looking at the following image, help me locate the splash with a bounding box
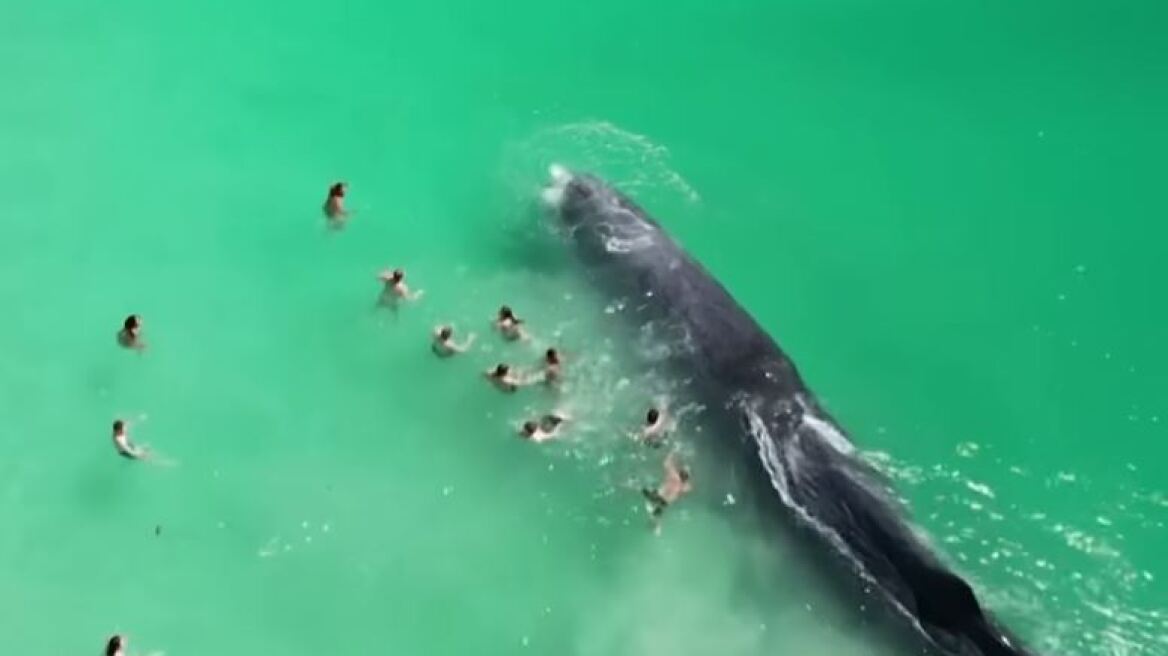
[505,121,701,205]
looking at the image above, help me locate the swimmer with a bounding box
[640,407,669,447]
[106,635,125,656]
[519,411,571,442]
[484,363,527,392]
[112,419,147,460]
[642,452,692,533]
[542,348,563,384]
[323,182,348,223]
[117,315,145,351]
[493,305,528,341]
[378,268,424,304]
[432,325,475,357]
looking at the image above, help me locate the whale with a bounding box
[543,166,1034,656]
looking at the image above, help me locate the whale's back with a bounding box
[549,169,1035,656]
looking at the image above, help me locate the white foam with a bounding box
[541,185,565,208]
[744,407,926,636]
[603,233,655,253]
[799,409,855,455]
[549,163,571,185]
[540,163,572,208]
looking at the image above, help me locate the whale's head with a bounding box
[542,165,660,261]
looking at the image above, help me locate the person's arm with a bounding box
[456,334,476,351]
[395,284,421,301]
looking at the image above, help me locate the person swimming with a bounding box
[493,305,527,341]
[112,419,146,460]
[642,452,692,533]
[519,411,570,442]
[484,363,526,392]
[542,348,563,384]
[378,268,424,305]
[117,315,145,351]
[432,325,475,357]
[105,635,125,656]
[323,181,348,223]
[640,407,669,447]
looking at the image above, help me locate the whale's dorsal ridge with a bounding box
[550,170,1036,656]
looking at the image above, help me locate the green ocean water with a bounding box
[2,0,1166,654]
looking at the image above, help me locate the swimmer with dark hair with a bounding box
[378,268,424,305]
[117,315,146,351]
[484,363,528,392]
[112,420,146,460]
[105,635,125,656]
[432,325,475,357]
[640,406,669,447]
[642,452,692,534]
[494,305,528,341]
[519,411,571,442]
[542,348,563,384]
[323,182,348,224]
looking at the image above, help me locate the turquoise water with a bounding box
[2,1,1166,654]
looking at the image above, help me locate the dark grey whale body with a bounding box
[544,167,1033,656]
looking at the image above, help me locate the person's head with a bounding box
[493,364,510,377]
[521,421,537,437]
[646,408,660,425]
[391,268,404,283]
[498,305,514,321]
[112,419,125,434]
[105,634,124,656]
[678,468,691,484]
[123,315,140,332]
[545,348,559,364]
[438,326,453,341]
[329,182,346,197]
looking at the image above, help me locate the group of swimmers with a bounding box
[98,181,693,651]
[329,181,693,523]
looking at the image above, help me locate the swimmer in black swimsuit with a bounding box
[378,268,424,305]
[642,452,692,533]
[640,407,670,447]
[494,305,528,341]
[519,411,571,442]
[432,325,475,357]
[542,348,563,385]
[112,419,146,460]
[323,182,348,225]
[485,363,528,392]
[117,315,146,351]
